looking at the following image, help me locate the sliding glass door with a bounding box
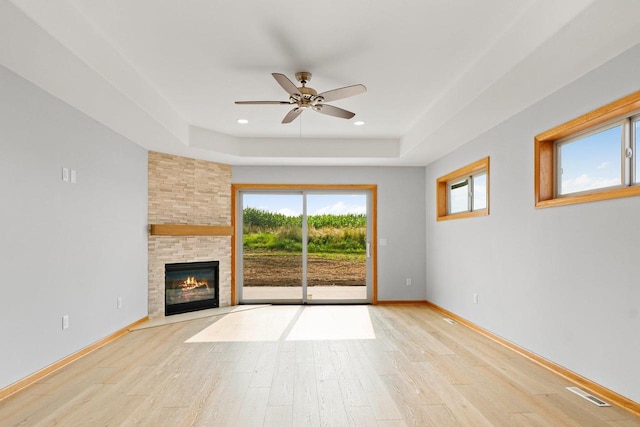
[237,188,373,304]
[305,194,368,301]
[241,193,303,301]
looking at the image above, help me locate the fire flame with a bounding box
[180,276,209,291]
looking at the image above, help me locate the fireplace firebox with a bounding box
[165,260,219,316]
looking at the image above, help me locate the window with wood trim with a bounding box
[535,90,640,208]
[437,157,490,221]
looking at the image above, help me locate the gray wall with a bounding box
[0,65,148,389]
[425,44,640,404]
[232,166,426,301]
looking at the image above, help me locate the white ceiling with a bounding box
[3,0,640,166]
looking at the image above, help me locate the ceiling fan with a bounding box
[235,72,366,123]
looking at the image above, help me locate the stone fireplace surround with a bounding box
[147,151,232,318]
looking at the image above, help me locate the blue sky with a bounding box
[449,172,487,213]
[243,193,367,216]
[559,124,622,194]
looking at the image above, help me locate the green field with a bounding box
[243,207,366,255]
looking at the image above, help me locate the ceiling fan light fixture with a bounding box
[235,72,366,124]
[354,121,365,126]
[237,119,249,124]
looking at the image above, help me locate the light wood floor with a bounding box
[2,305,639,426]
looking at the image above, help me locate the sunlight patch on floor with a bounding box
[185,306,299,342]
[286,305,375,341]
[185,305,375,343]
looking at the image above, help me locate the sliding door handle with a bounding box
[366,242,371,258]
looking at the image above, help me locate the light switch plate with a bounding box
[62,167,70,182]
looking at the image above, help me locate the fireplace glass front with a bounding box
[165,260,219,316]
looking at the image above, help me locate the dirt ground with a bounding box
[243,251,366,287]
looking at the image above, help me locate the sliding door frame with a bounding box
[231,183,377,305]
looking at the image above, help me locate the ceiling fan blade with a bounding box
[235,101,292,105]
[282,108,302,124]
[317,84,366,102]
[316,104,356,119]
[272,73,302,97]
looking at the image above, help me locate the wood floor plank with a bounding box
[381,351,446,406]
[0,392,60,425]
[360,340,402,376]
[249,341,280,388]
[295,340,315,363]
[429,353,481,385]
[317,379,349,427]
[35,383,115,426]
[608,420,640,427]
[236,387,270,426]
[180,362,233,425]
[486,353,568,395]
[312,341,338,381]
[405,361,495,426]
[532,392,639,426]
[531,392,606,427]
[1,305,639,426]
[268,350,295,406]
[234,342,266,373]
[264,405,293,427]
[509,411,562,427]
[345,405,378,426]
[192,371,252,426]
[328,347,369,407]
[420,404,459,425]
[292,361,321,426]
[351,352,403,420]
[376,420,409,427]
[184,372,232,425]
[455,382,537,425]
[55,383,146,426]
[381,374,440,425]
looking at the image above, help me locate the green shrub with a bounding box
[242,208,367,254]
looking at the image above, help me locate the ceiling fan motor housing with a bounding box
[235,71,365,122]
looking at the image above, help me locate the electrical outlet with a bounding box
[406,278,412,286]
[473,293,479,304]
[70,169,77,184]
[117,297,122,309]
[62,315,69,330]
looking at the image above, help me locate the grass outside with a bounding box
[242,209,367,287]
[243,227,366,254]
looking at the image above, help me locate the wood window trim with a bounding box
[230,183,378,305]
[436,157,490,221]
[535,90,640,208]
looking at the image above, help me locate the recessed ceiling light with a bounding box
[237,119,248,124]
[354,121,365,126]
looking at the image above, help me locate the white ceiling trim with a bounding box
[3,0,640,166]
[401,0,640,163]
[0,0,188,156]
[399,0,596,157]
[3,0,402,165]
